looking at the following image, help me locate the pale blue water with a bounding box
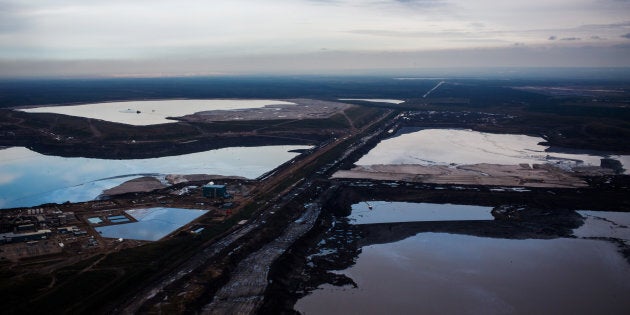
[357,129,629,172]
[95,207,208,241]
[0,145,309,209]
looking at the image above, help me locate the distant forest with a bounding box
[0,76,440,108]
[1,75,629,121]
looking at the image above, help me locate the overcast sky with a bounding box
[1,0,630,77]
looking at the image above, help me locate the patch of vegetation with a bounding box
[0,77,439,108]
[30,270,119,313]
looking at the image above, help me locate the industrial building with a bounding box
[0,230,52,244]
[203,184,228,198]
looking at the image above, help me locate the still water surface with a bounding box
[296,233,630,315]
[0,145,309,209]
[357,129,629,172]
[574,210,630,243]
[349,201,493,224]
[297,203,630,314]
[95,207,208,241]
[20,99,295,125]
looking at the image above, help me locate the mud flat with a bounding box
[295,233,630,315]
[101,176,167,196]
[574,211,630,243]
[332,163,594,188]
[178,99,351,122]
[165,174,247,185]
[95,207,209,241]
[19,99,297,125]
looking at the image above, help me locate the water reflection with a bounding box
[296,233,630,315]
[0,145,309,209]
[20,99,295,125]
[338,99,405,104]
[574,211,630,243]
[95,207,208,241]
[349,201,493,225]
[357,129,629,173]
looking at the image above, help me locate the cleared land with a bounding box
[332,163,610,188]
[101,177,167,196]
[177,99,351,122]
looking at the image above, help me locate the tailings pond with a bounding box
[95,207,208,241]
[19,99,295,125]
[0,145,310,209]
[293,202,630,314]
[356,128,629,173]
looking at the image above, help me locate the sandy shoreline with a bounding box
[101,174,249,197]
[101,177,167,196]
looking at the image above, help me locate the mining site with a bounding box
[1,77,629,314]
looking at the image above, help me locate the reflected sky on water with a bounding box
[296,232,630,315]
[357,129,629,173]
[20,99,295,125]
[0,145,309,209]
[95,207,208,241]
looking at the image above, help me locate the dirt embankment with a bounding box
[101,177,166,196]
[332,163,614,188]
[177,99,351,123]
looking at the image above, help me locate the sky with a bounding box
[1,0,630,77]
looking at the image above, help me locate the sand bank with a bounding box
[331,163,607,188]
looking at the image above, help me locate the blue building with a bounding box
[202,184,227,198]
[0,230,51,244]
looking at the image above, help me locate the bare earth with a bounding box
[101,177,166,196]
[165,174,247,185]
[331,163,612,188]
[102,174,249,196]
[176,99,352,122]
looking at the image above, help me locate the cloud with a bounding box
[3,45,630,78]
[578,21,630,31]
[622,33,630,39]
[0,2,30,33]
[0,173,18,185]
[393,0,446,5]
[590,36,605,40]
[349,29,462,38]
[1,0,630,76]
